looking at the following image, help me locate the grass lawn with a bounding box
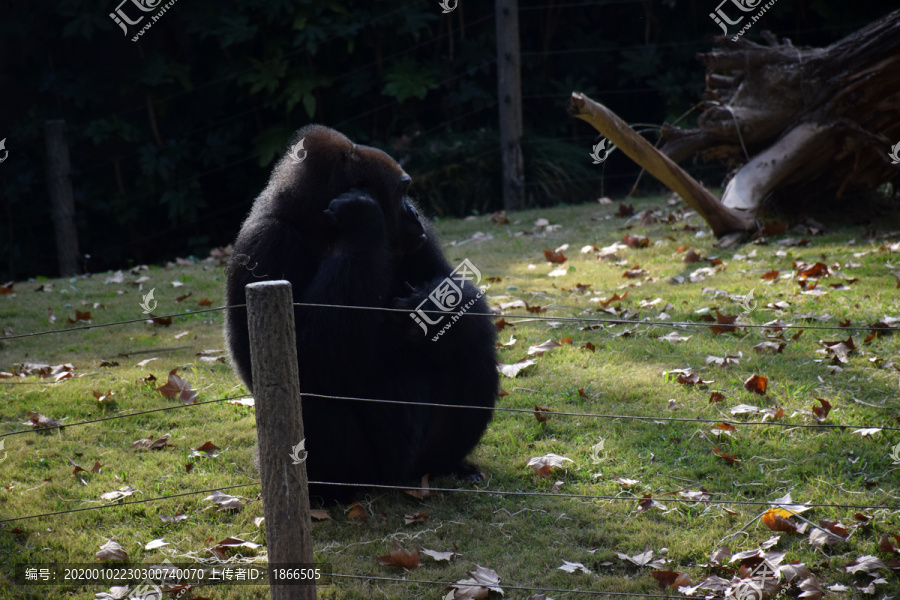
[1,193,900,599]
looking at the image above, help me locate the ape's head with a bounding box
[262,125,423,254]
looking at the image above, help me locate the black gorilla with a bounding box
[224,125,498,496]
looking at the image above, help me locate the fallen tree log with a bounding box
[570,10,900,239]
[568,92,754,236]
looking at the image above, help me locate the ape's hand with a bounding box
[324,190,385,240]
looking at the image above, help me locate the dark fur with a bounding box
[225,125,497,497]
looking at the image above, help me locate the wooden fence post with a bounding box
[245,281,315,600]
[44,120,81,276]
[495,0,525,211]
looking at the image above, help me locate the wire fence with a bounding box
[2,287,899,597]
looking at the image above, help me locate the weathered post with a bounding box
[495,0,524,211]
[44,120,81,276]
[245,281,315,600]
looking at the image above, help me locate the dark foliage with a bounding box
[0,0,896,278]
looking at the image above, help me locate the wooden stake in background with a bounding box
[44,120,81,276]
[246,280,315,600]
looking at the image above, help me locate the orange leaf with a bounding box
[743,374,768,394]
[376,541,420,570]
[542,249,567,264]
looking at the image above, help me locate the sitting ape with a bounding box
[224,125,498,496]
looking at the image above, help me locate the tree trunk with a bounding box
[661,9,900,220]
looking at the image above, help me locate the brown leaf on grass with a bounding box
[310,509,332,521]
[710,311,739,335]
[598,291,628,307]
[96,540,128,561]
[753,341,785,354]
[761,508,805,533]
[812,398,831,421]
[845,555,886,574]
[24,411,63,431]
[204,491,242,511]
[197,297,213,306]
[67,310,92,324]
[494,318,516,332]
[376,541,420,570]
[762,269,780,280]
[0,282,13,294]
[673,371,707,385]
[820,336,856,363]
[149,315,173,326]
[623,234,650,249]
[527,453,573,477]
[616,203,635,217]
[709,392,726,403]
[542,249,567,264]
[210,536,261,559]
[175,292,193,303]
[68,457,85,474]
[533,405,551,424]
[447,565,503,599]
[155,368,199,403]
[489,210,510,225]
[527,339,562,356]
[403,475,432,500]
[743,374,768,394]
[347,502,369,523]
[92,390,114,403]
[623,265,648,278]
[404,512,430,525]
[651,570,692,589]
[159,512,188,523]
[582,342,596,352]
[713,447,741,465]
[795,261,830,280]
[497,358,536,378]
[681,248,704,264]
[192,441,221,457]
[526,304,547,314]
[637,493,667,513]
[422,547,461,562]
[132,433,171,450]
[877,534,900,554]
[100,486,136,502]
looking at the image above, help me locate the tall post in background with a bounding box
[44,120,81,276]
[246,281,315,600]
[495,0,525,211]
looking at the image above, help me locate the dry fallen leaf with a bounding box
[526,453,573,477]
[96,540,128,561]
[497,358,537,378]
[376,541,420,570]
[204,491,242,512]
[155,368,199,403]
[347,501,369,523]
[743,374,768,394]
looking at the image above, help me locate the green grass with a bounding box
[1,194,900,599]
